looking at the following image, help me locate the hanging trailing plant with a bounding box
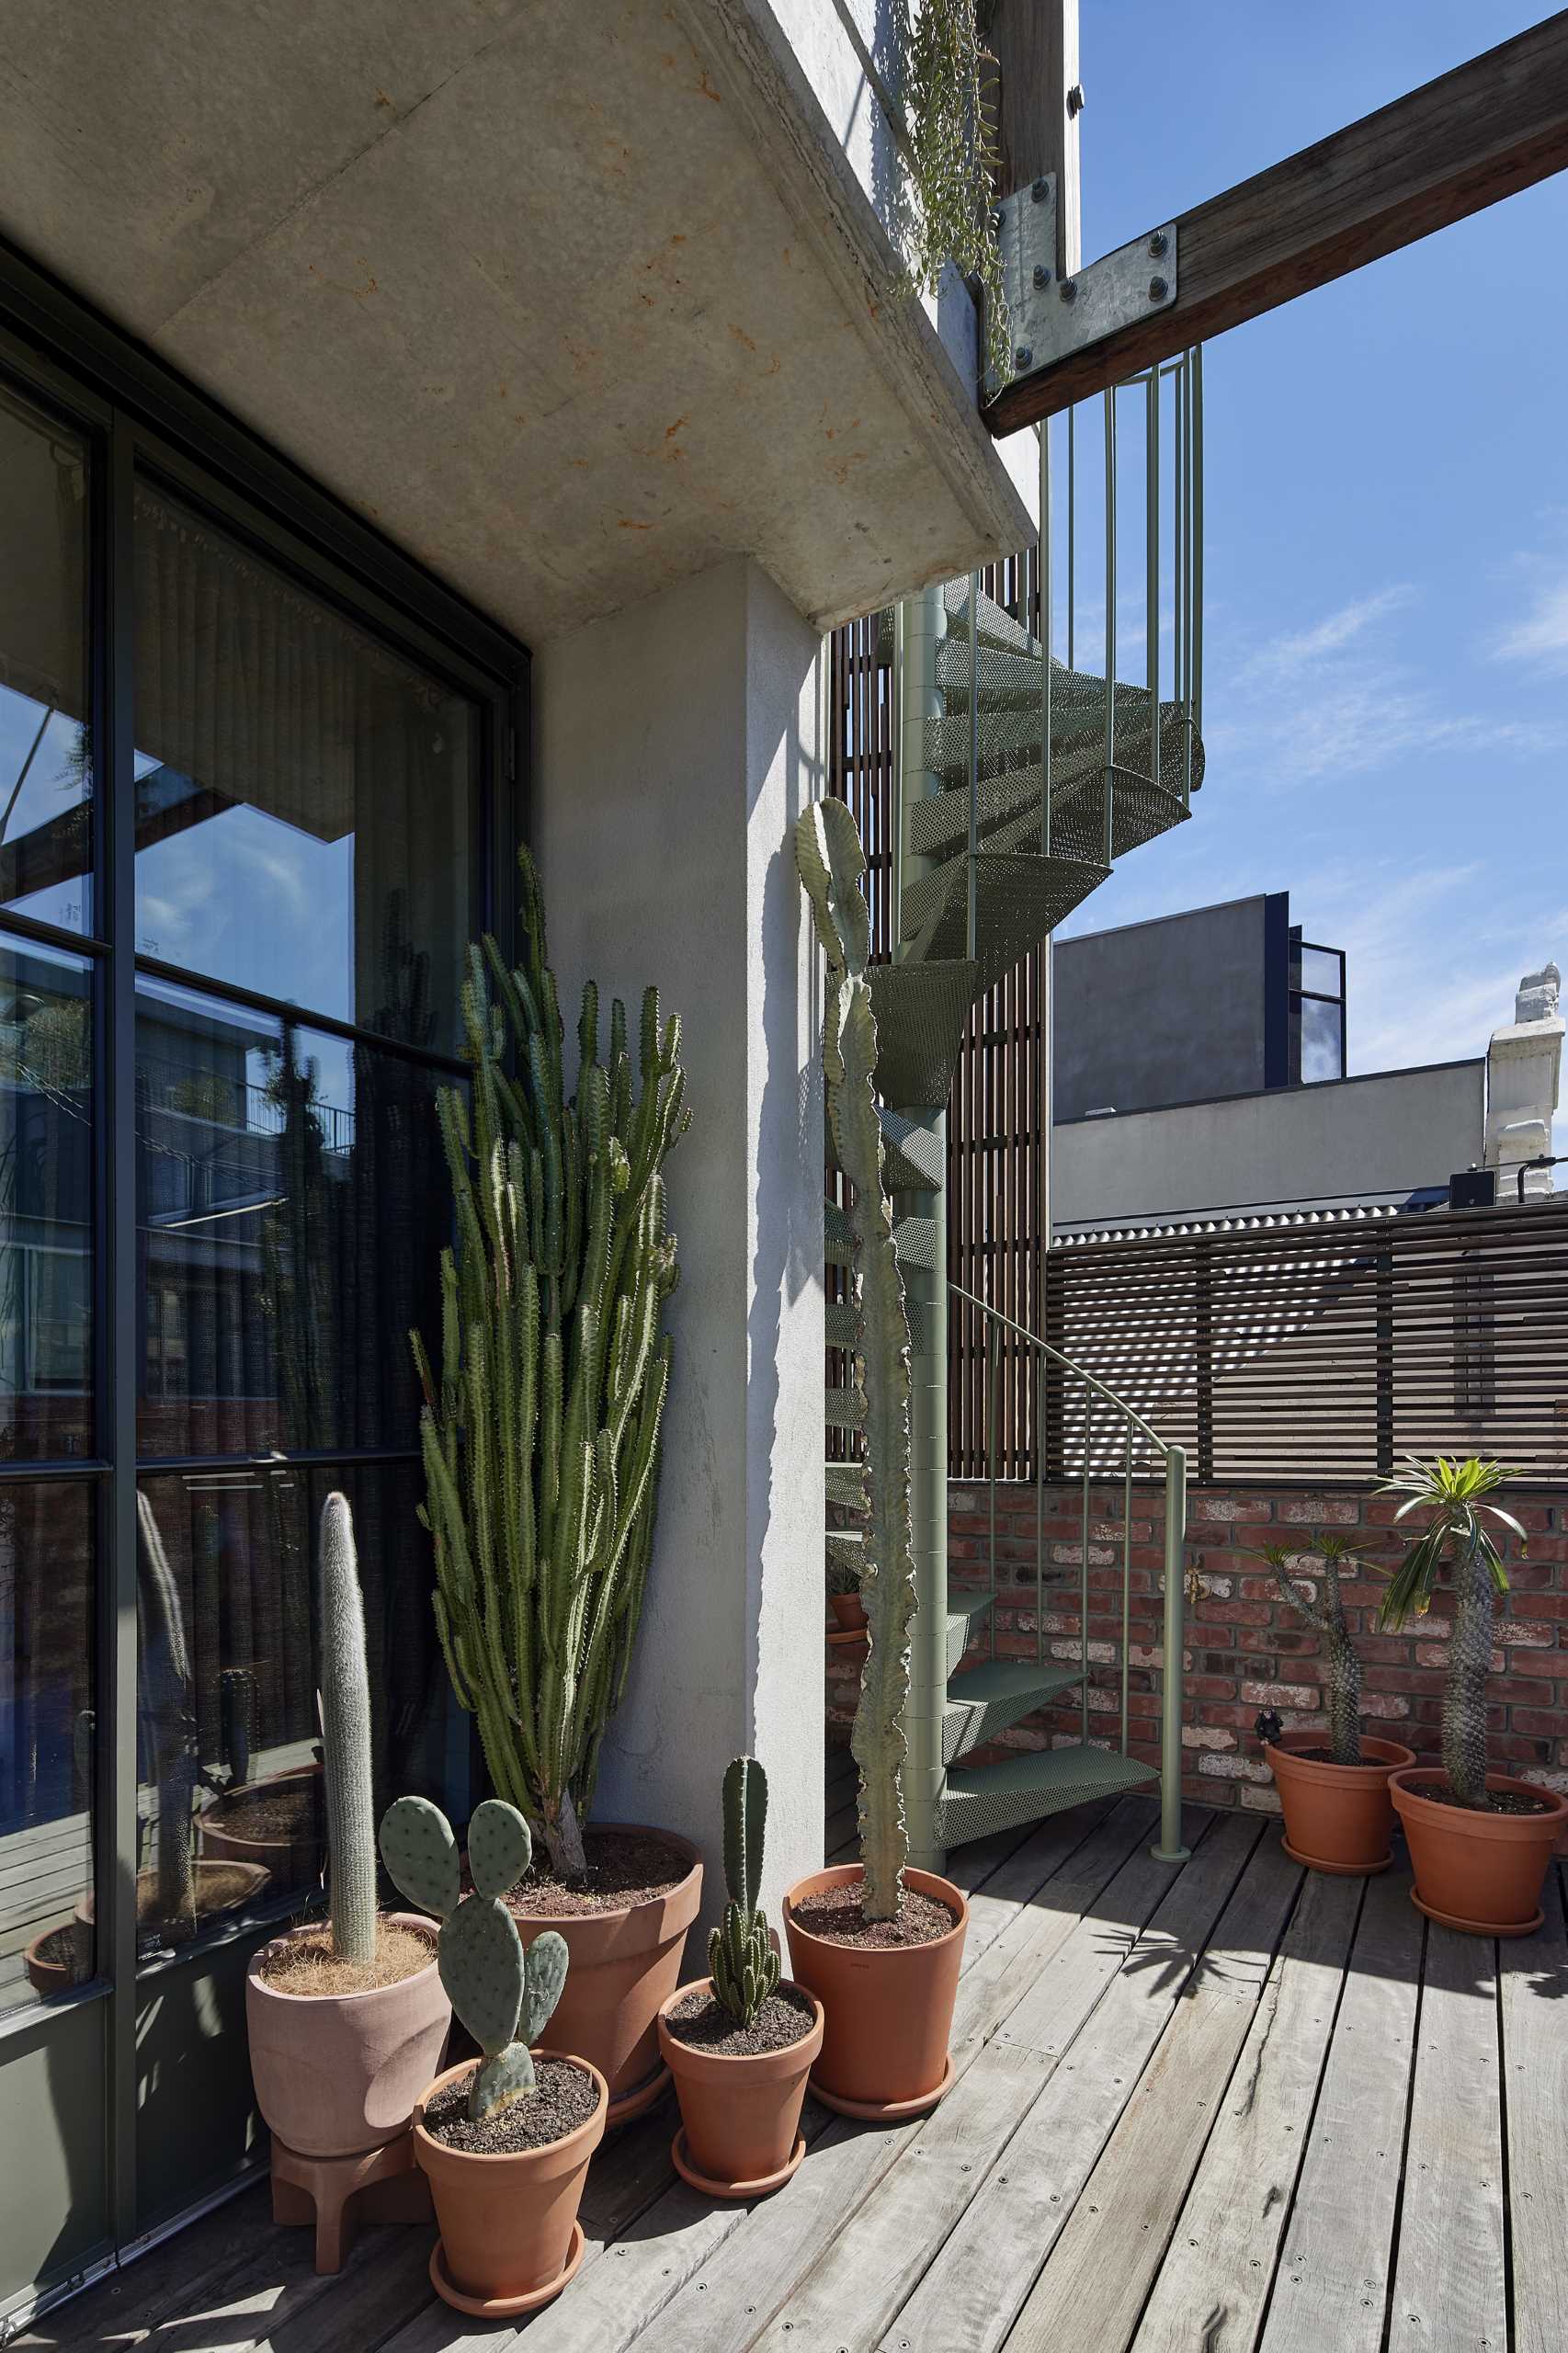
[898,0,1011,387]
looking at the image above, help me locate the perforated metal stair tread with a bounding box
[945,1587,994,1676]
[824,1387,865,1431]
[827,1105,946,1195]
[865,960,978,1109]
[938,1744,1158,1847]
[824,1201,855,1267]
[940,1657,1088,1765]
[824,1462,865,1509]
[901,849,1108,990]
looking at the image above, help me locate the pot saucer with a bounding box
[810,2052,954,2122]
[1280,1836,1392,1878]
[670,2125,805,2200]
[1411,1889,1544,1939]
[428,2221,585,2316]
[607,2063,672,2128]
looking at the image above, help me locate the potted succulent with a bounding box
[381,1794,605,2317]
[827,1546,868,1635]
[783,801,968,2120]
[1256,1529,1415,1874]
[1379,1455,1568,1935]
[415,845,699,2123]
[657,1757,823,2198]
[245,1495,451,2266]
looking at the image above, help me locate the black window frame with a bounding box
[0,236,528,2261]
[1288,926,1347,1086]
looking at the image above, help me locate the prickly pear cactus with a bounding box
[380,1795,567,2120]
[709,1755,780,2029]
[794,801,915,1923]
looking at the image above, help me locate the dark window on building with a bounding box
[1289,928,1346,1085]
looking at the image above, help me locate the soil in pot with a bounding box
[198,1766,323,1892]
[1391,1768,1568,1937]
[254,1917,433,1997]
[785,1864,967,2119]
[1266,1733,1415,1877]
[420,2058,597,2154]
[414,2053,608,2316]
[664,1983,816,2057]
[76,1859,271,1957]
[658,1977,824,2197]
[498,1825,702,2120]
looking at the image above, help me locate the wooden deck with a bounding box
[22,1747,1568,2353]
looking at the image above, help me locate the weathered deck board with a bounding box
[1503,1866,1568,2353]
[1388,1919,1506,2353]
[1004,1831,1305,2353]
[881,1812,1263,2353]
[1257,1868,1425,2353]
[26,1804,1568,2353]
[1131,1868,1364,2353]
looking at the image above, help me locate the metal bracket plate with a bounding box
[987,176,1177,391]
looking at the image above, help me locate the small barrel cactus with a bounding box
[381,1794,570,2120]
[319,1494,376,1965]
[709,1756,780,2029]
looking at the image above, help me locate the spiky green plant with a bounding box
[318,1493,376,1964]
[415,845,687,1881]
[137,1491,196,1942]
[795,800,915,1924]
[381,1794,568,2121]
[898,0,1011,385]
[1376,1455,1525,1811]
[1259,1530,1364,1768]
[709,1756,780,2029]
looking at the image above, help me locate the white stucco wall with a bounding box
[1053,1060,1487,1231]
[532,556,825,1936]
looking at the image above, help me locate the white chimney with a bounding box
[1484,962,1563,1199]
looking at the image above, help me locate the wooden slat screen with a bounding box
[1043,1199,1568,1488]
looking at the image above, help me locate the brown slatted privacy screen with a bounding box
[826,557,1047,1479]
[1043,1199,1568,1487]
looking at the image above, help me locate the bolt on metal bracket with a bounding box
[988,178,1176,387]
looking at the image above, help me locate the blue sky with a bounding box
[1052,2,1567,1156]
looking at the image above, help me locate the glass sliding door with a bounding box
[0,318,520,2326]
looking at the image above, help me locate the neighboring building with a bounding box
[1051,894,1562,1232]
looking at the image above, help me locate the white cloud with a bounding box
[1493,574,1568,672]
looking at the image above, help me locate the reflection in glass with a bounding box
[133,483,476,1049]
[1301,995,1344,1085]
[135,977,444,1459]
[0,384,93,936]
[138,1461,453,1957]
[0,1483,95,2011]
[1299,946,1342,999]
[0,938,93,1459]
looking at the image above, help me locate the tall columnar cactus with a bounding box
[137,1490,196,1940]
[1261,1531,1363,1767]
[794,801,916,1923]
[318,1493,376,1964]
[709,1756,780,2029]
[1377,1455,1525,1810]
[381,1795,569,2120]
[414,845,687,1881]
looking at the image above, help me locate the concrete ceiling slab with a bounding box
[0,0,1031,643]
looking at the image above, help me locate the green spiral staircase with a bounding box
[826,531,1204,1866]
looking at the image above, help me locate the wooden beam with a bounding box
[988,1,1081,273]
[985,10,1568,434]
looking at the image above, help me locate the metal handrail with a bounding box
[948,1279,1189,1863]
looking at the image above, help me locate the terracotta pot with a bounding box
[1390,1768,1568,1937]
[783,1862,967,2117]
[829,1594,868,1633]
[413,2052,607,2315]
[75,1859,272,1957]
[509,1824,701,2122]
[199,1762,324,1893]
[23,1921,88,1998]
[246,1913,452,2157]
[1266,1733,1416,1875]
[656,1977,823,2196]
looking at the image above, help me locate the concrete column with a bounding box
[532,557,824,1936]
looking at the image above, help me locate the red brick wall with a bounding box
[825,1483,1568,1813]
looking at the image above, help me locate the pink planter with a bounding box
[246,1913,451,2157]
